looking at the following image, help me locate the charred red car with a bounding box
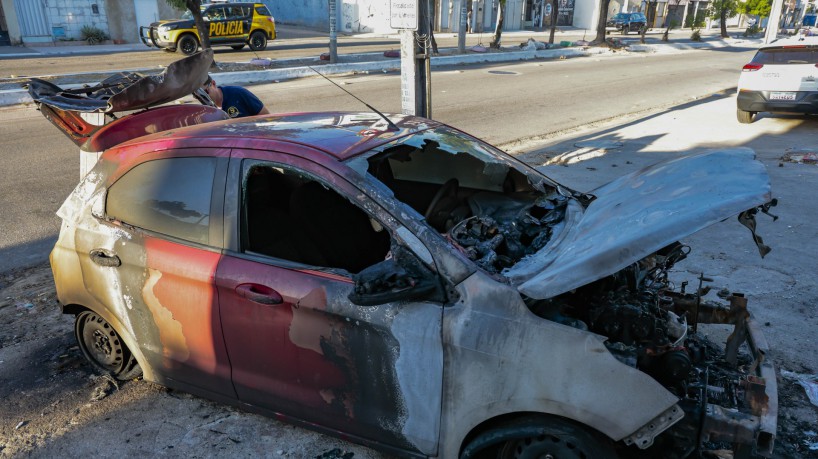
[29,51,778,458]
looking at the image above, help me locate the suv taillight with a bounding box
[742,63,763,72]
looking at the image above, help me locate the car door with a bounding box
[93,151,234,396]
[215,153,444,456]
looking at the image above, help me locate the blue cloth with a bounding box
[220,85,264,118]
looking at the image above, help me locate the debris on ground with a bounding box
[90,374,120,402]
[520,38,550,50]
[316,448,354,459]
[781,369,818,407]
[781,150,818,164]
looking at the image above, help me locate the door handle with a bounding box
[235,283,283,305]
[89,248,121,267]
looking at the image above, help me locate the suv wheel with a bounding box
[737,108,756,124]
[177,34,199,55]
[249,31,267,51]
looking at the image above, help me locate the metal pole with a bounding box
[329,0,338,63]
[458,0,468,52]
[765,0,785,43]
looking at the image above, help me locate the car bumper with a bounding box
[737,89,818,114]
[139,26,175,49]
[701,317,777,456]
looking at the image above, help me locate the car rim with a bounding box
[251,34,265,49]
[182,38,196,54]
[77,312,125,373]
[499,434,589,459]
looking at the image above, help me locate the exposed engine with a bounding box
[527,242,767,456]
[448,193,568,273]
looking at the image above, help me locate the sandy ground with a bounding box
[2,92,818,458]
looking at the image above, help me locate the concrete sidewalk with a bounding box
[0,26,762,108]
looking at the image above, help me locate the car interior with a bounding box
[243,164,391,274]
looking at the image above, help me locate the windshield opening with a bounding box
[363,127,568,273]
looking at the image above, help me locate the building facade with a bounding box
[0,0,180,46]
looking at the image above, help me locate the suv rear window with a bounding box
[752,47,818,64]
[255,5,271,16]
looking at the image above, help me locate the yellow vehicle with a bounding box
[140,2,276,55]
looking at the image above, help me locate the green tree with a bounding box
[707,0,740,38]
[165,0,210,50]
[739,0,772,28]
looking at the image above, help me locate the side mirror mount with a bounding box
[349,245,444,306]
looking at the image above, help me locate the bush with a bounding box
[691,28,702,41]
[80,25,108,45]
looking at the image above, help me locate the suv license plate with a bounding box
[770,91,797,101]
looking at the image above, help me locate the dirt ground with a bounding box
[3,92,818,458]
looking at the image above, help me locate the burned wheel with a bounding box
[461,417,615,459]
[249,31,267,51]
[177,34,199,55]
[75,311,141,380]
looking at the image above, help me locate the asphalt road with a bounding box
[0,46,756,273]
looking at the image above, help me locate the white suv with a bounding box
[737,35,818,123]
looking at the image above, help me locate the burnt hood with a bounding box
[27,49,218,150]
[504,148,773,299]
[27,48,213,113]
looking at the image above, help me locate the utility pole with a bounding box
[765,0,785,43]
[329,0,338,63]
[394,0,433,118]
[458,0,468,53]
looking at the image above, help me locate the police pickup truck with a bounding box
[140,2,276,55]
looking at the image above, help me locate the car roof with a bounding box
[123,111,440,161]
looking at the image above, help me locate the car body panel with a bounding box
[507,148,771,299]
[437,272,682,458]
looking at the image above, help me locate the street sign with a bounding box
[391,0,418,30]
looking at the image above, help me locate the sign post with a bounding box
[391,0,431,118]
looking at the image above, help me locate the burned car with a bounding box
[30,52,777,458]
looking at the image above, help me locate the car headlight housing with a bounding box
[159,24,179,32]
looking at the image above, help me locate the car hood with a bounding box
[504,148,772,299]
[27,48,212,114]
[152,19,194,29]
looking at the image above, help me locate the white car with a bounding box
[737,35,818,123]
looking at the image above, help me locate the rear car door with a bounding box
[215,152,444,456]
[95,150,234,396]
